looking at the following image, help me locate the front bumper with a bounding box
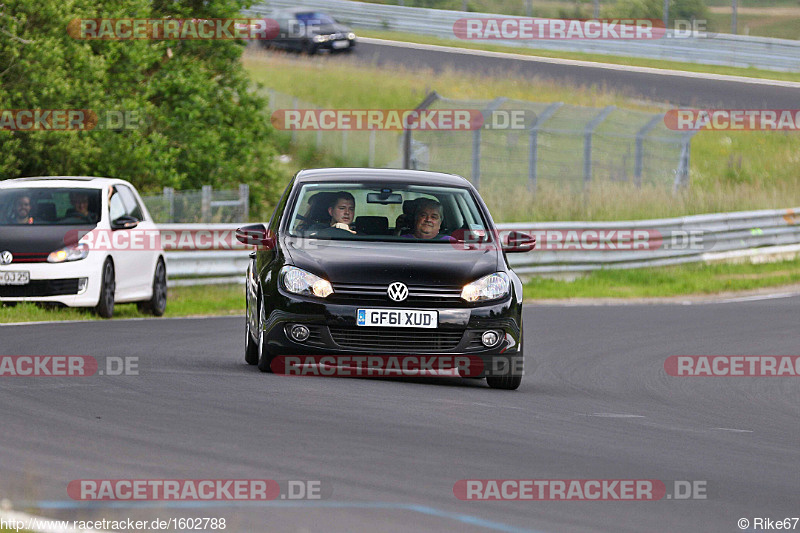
[261,289,523,375]
[0,257,102,307]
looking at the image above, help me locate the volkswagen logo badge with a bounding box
[387,282,408,302]
[0,251,12,266]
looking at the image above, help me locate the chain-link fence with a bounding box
[142,185,249,223]
[264,88,695,193]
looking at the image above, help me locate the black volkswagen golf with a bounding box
[237,169,533,390]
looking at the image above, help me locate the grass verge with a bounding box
[522,256,800,299]
[0,284,244,324]
[354,29,800,83]
[244,52,800,222]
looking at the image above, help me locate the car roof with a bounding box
[294,168,473,188]
[0,176,133,189]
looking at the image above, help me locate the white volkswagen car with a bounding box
[0,177,166,318]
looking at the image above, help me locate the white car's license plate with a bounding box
[357,309,437,328]
[0,271,30,285]
[332,40,350,49]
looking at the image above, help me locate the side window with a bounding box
[109,191,125,221]
[117,186,144,221]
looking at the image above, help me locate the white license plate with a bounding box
[357,309,437,328]
[332,40,350,49]
[0,271,30,285]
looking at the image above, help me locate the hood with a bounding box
[0,225,93,263]
[313,23,351,36]
[283,238,499,286]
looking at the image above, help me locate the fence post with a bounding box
[291,97,298,144]
[635,114,664,188]
[472,97,508,190]
[404,91,439,169]
[583,106,615,188]
[369,129,376,167]
[239,184,249,222]
[674,131,697,193]
[527,102,563,192]
[342,130,348,159]
[163,187,174,223]
[201,185,212,223]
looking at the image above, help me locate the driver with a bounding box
[8,195,33,224]
[327,192,356,234]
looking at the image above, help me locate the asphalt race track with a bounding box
[347,39,800,108]
[1,298,798,532]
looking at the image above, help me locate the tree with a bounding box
[0,0,279,217]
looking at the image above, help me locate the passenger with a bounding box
[402,199,451,240]
[8,195,33,224]
[307,191,356,234]
[66,191,97,223]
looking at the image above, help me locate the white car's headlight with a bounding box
[47,243,89,263]
[347,32,355,40]
[461,272,510,302]
[281,266,333,298]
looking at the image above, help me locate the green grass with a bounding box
[0,284,244,324]
[244,52,800,222]
[523,256,800,299]
[353,28,800,83]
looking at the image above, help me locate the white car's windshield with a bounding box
[286,183,490,242]
[0,188,102,226]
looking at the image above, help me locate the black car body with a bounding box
[264,8,356,54]
[238,169,533,389]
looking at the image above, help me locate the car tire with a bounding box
[486,353,523,390]
[244,296,259,365]
[137,259,167,316]
[256,295,275,373]
[95,258,115,319]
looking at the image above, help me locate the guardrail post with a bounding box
[583,106,615,188]
[163,187,174,223]
[635,114,664,188]
[239,184,249,222]
[201,185,212,223]
[527,102,563,192]
[404,91,439,169]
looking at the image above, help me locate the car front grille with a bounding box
[7,252,49,263]
[329,326,464,352]
[330,283,463,305]
[0,278,80,297]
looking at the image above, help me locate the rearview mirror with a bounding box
[235,224,275,248]
[503,231,536,253]
[111,215,139,230]
[366,192,403,204]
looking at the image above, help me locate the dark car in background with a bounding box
[263,7,356,54]
[236,168,535,390]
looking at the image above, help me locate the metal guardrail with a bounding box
[162,207,800,283]
[243,0,800,72]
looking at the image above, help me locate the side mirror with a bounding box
[111,215,139,230]
[236,224,275,249]
[503,231,536,253]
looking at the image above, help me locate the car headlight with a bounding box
[47,243,89,263]
[461,272,510,302]
[312,34,329,43]
[281,266,333,298]
[347,32,355,40]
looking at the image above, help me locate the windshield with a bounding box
[0,187,102,226]
[295,12,337,26]
[286,182,490,243]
